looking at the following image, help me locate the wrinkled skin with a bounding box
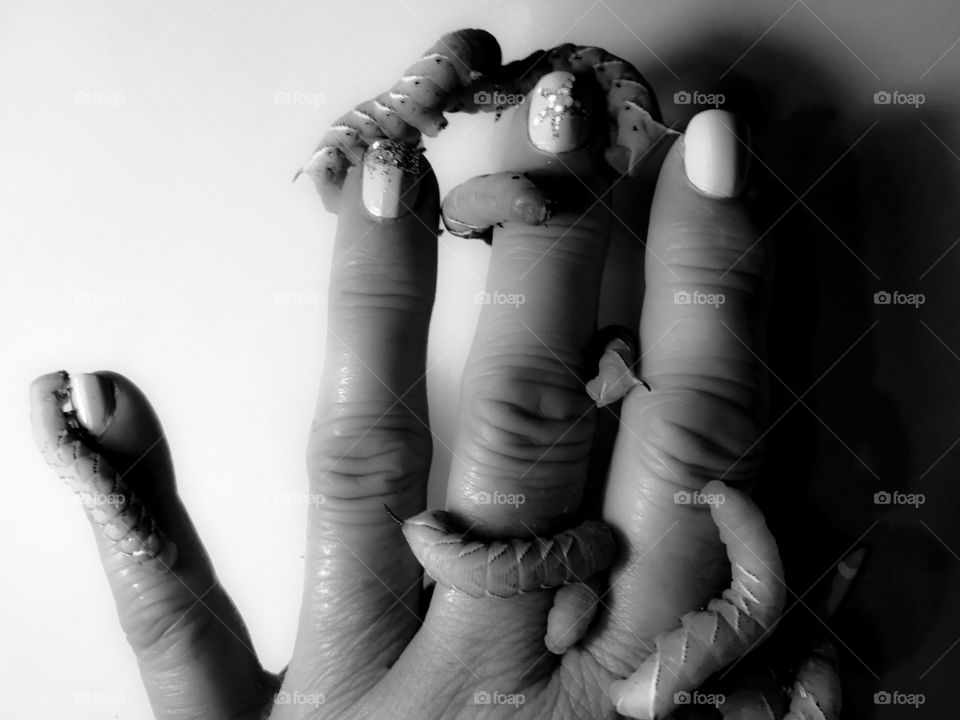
[29,57,769,720]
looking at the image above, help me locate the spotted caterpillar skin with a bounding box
[444,43,674,176]
[297,29,500,209]
[401,510,617,599]
[30,372,176,569]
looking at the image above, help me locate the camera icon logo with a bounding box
[674,290,692,305]
[874,491,891,505]
[874,691,891,704]
[473,691,492,705]
[474,90,492,105]
[873,90,891,104]
[674,490,692,505]
[476,490,492,505]
[673,90,691,104]
[874,291,891,304]
[674,691,692,704]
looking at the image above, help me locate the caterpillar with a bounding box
[298,32,676,212]
[295,28,501,211]
[610,480,786,720]
[29,371,176,569]
[399,509,617,599]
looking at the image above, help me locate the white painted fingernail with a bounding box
[361,139,425,220]
[528,70,590,153]
[70,373,115,436]
[683,109,749,198]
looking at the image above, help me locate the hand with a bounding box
[28,30,839,720]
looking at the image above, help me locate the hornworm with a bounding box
[30,371,176,569]
[400,509,617,599]
[295,28,501,209]
[611,480,787,720]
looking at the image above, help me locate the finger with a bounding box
[444,68,621,539]
[29,371,276,720]
[407,64,661,681]
[586,110,768,673]
[441,171,551,241]
[293,142,441,695]
[545,579,602,655]
[295,29,500,211]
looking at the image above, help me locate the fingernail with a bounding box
[683,109,749,198]
[70,373,116,436]
[361,139,424,219]
[528,70,590,153]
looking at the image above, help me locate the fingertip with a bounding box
[680,109,750,199]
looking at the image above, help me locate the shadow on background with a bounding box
[604,29,960,719]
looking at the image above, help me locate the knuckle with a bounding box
[307,414,431,500]
[626,388,764,488]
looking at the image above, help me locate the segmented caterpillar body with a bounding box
[401,510,617,599]
[296,29,500,208]
[612,481,786,720]
[30,373,175,569]
[298,32,674,210]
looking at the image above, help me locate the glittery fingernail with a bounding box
[361,139,425,220]
[528,70,590,153]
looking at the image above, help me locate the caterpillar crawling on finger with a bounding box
[297,31,676,212]
[295,28,501,210]
[397,508,617,599]
[29,371,176,570]
[610,481,787,720]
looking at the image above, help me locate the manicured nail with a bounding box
[682,109,749,198]
[528,70,590,153]
[361,139,424,219]
[70,373,116,436]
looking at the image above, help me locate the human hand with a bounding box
[28,29,838,720]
